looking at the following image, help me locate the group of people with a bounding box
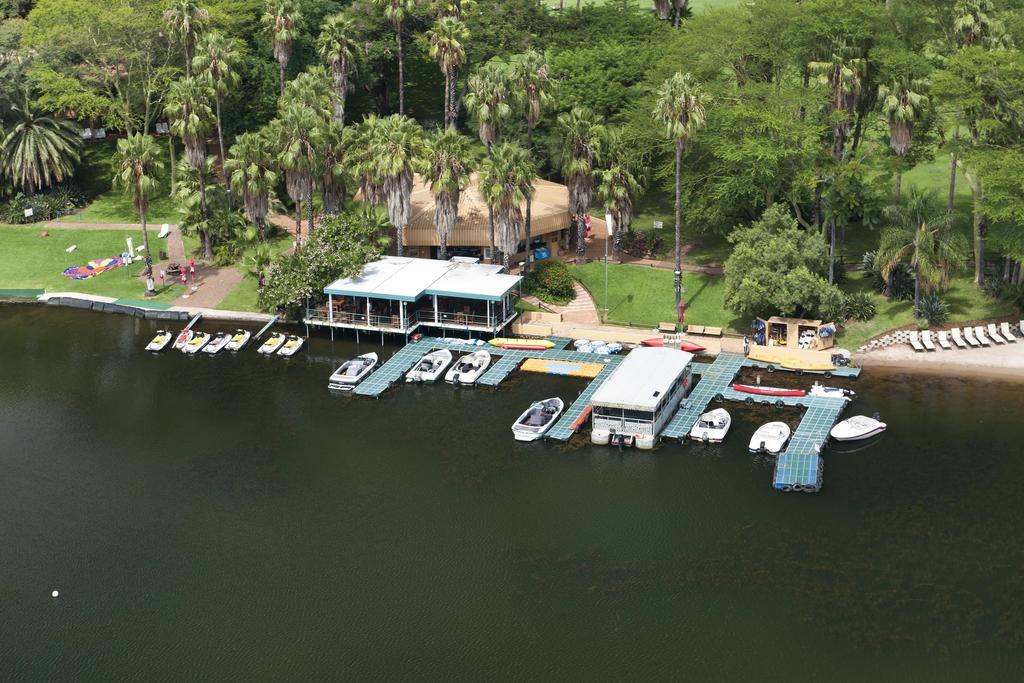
[158,258,197,290]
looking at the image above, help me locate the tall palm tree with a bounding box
[954,0,1004,48]
[479,142,536,272]
[367,114,424,256]
[225,130,280,238]
[877,188,968,315]
[281,66,334,115]
[0,92,79,195]
[429,0,474,17]
[165,76,215,258]
[418,128,475,260]
[596,129,642,259]
[272,104,319,242]
[317,13,361,125]
[263,0,302,97]
[163,0,209,77]
[653,72,706,306]
[351,115,387,206]
[425,17,469,129]
[372,0,417,115]
[878,78,928,205]
[112,134,164,297]
[558,106,605,266]
[193,31,240,194]
[509,49,551,270]
[317,120,353,215]
[464,61,511,151]
[808,43,864,162]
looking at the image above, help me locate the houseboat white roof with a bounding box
[591,347,694,411]
[324,256,521,302]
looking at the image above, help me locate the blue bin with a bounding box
[533,247,550,261]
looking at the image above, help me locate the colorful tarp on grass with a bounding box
[63,257,124,280]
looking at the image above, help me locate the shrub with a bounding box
[619,229,663,258]
[0,182,86,224]
[861,250,876,274]
[982,276,1006,300]
[817,287,848,322]
[843,291,877,321]
[524,259,575,303]
[917,293,949,326]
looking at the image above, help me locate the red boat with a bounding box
[731,383,806,397]
[641,338,663,347]
[641,338,706,353]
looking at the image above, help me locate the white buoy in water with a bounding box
[51,590,59,598]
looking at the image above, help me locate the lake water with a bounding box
[2,304,1024,679]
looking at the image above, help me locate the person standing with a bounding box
[189,258,196,284]
[180,268,187,288]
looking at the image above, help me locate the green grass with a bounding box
[628,190,732,266]
[0,225,184,301]
[71,139,182,224]
[837,274,1017,350]
[75,192,180,225]
[216,274,261,312]
[571,262,741,330]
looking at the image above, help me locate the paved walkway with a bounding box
[172,265,244,308]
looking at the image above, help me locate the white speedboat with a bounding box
[183,331,211,354]
[145,330,172,352]
[748,421,792,454]
[808,383,855,400]
[830,415,886,441]
[405,349,452,383]
[257,332,286,355]
[202,331,230,355]
[173,329,193,350]
[444,350,491,385]
[512,397,565,442]
[329,352,378,391]
[277,335,305,357]
[225,329,251,351]
[689,408,732,443]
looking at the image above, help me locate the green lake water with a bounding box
[2,304,1024,680]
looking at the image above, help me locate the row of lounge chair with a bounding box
[909,321,1024,352]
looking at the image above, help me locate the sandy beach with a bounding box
[857,341,1024,382]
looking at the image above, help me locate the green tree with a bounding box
[317,120,352,215]
[876,188,968,314]
[263,0,302,97]
[464,61,512,150]
[653,72,706,305]
[367,114,424,257]
[418,127,475,260]
[509,48,551,267]
[596,128,642,258]
[558,106,604,266]
[165,76,214,258]
[163,0,208,77]
[271,103,319,242]
[479,142,536,272]
[0,89,80,194]
[878,77,928,205]
[317,12,361,125]
[225,130,280,238]
[112,133,163,296]
[193,31,240,195]
[423,16,469,129]
[372,0,417,115]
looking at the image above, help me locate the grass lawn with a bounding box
[216,274,260,312]
[572,262,742,330]
[629,190,733,266]
[0,225,184,301]
[837,274,1017,350]
[75,191,180,225]
[72,139,182,225]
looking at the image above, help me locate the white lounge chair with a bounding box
[1000,322,1017,342]
[975,326,992,346]
[986,323,1005,344]
[1019,320,1024,336]
[949,328,968,349]
[909,331,926,352]
[937,331,953,350]
[963,327,981,347]
[158,224,171,239]
[921,330,937,351]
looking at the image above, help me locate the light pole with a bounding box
[604,212,614,323]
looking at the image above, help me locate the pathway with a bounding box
[524,281,600,325]
[172,265,244,308]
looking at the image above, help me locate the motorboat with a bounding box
[731,383,806,397]
[202,331,230,355]
[830,415,886,441]
[511,397,565,442]
[277,335,305,357]
[749,421,792,455]
[257,332,286,355]
[225,329,251,351]
[489,338,555,350]
[173,329,193,351]
[808,383,855,401]
[145,330,172,352]
[405,349,453,383]
[444,350,492,385]
[329,352,378,391]
[688,408,732,443]
[183,331,211,354]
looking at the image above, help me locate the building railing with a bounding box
[415,309,500,328]
[305,308,407,330]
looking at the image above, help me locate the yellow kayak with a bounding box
[747,347,835,372]
[488,338,556,350]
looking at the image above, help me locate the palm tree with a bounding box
[877,188,968,315]
[878,78,928,205]
[808,43,865,162]
[367,114,424,256]
[428,0,474,17]
[225,131,279,238]
[193,31,240,194]
[653,72,706,306]
[272,104,319,242]
[464,62,512,151]
[479,142,536,272]
[0,92,79,195]
[419,128,475,260]
[112,134,164,297]
[596,129,642,259]
[246,242,275,288]
[317,13,361,125]
[350,115,387,206]
[954,0,1003,48]
[263,0,302,97]
[425,17,469,129]
[163,0,209,77]
[509,49,551,271]
[317,121,352,215]
[372,0,417,115]
[558,106,605,266]
[281,66,334,115]
[165,76,215,258]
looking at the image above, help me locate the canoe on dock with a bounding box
[489,338,555,351]
[732,383,806,398]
